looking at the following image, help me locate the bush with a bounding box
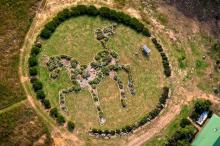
[180,118,191,128]
[30,77,37,83]
[40,5,150,42]
[32,80,43,91]
[57,114,65,125]
[87,5,99,16]
[142,27,151,37]
[29,67,38,76]
[67,121,75,132]
[36,90,46,100]
[40,28,52,39]
[28,56,38,67]
[31,46,41,56]
[101,67,110,75]
[42,99,51,109]
[50,107,59,118]
[57,8,71,22]
[190,99,211,121]
[99,7,111,18]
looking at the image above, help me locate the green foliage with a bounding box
[86,5,99,16]
[50,108,59,118]
[28,56,38,67]
[57,115,65,125]
[180,118,191,128]
[32,79,43,92]
[29,67,38,76]
[194,99,211,113]
[195,59,208,69]
[36,90,45,100]
[101,66,110,75]
[31,46,41,56]
[67,121,75,132]
[40,28,52,39]
[42,99,51,109]
[152,38,171,77]
[190,99,211,121]
[166,125,196,146]
[40,5,151,40]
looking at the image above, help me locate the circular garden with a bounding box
[26,5,171,138]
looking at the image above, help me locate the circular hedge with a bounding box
[28,4,172,135]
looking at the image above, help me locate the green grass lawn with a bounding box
[37,15,164,145]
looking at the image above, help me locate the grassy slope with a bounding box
[0,102,53,146]
[0,0,39,109]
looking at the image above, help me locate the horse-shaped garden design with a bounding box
[46,24,135,125]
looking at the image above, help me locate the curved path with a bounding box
[19,0,220,146]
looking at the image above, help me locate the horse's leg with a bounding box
[89,88,106,125]
[112,72,128,108]
[121,65,136,96]
[59,87,69,112]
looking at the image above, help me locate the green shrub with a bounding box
[31,46,41,56]
[87,5,99,16]
[142,27,151,37]
[67,121,75,132]
[40,5,150,41]
[28,56,38,67]
[57,114,65,125]
[101,67,110,75]
[29,67,38,76]
[50,107,59,118]
[36,90,45,100]
[180,118,191,128]
[32,80,43,91]
[57,8,71,22]
[40,28,52,39]
[42,99,51,109]
[190,99,211,121]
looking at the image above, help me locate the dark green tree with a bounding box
[67,121,75,132]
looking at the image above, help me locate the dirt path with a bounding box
[127,103,182,146]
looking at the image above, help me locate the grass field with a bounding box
[37,15,165,143]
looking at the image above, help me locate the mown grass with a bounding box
[38,16,164,145]
[0,102,53,146]
[0,0,40,109]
